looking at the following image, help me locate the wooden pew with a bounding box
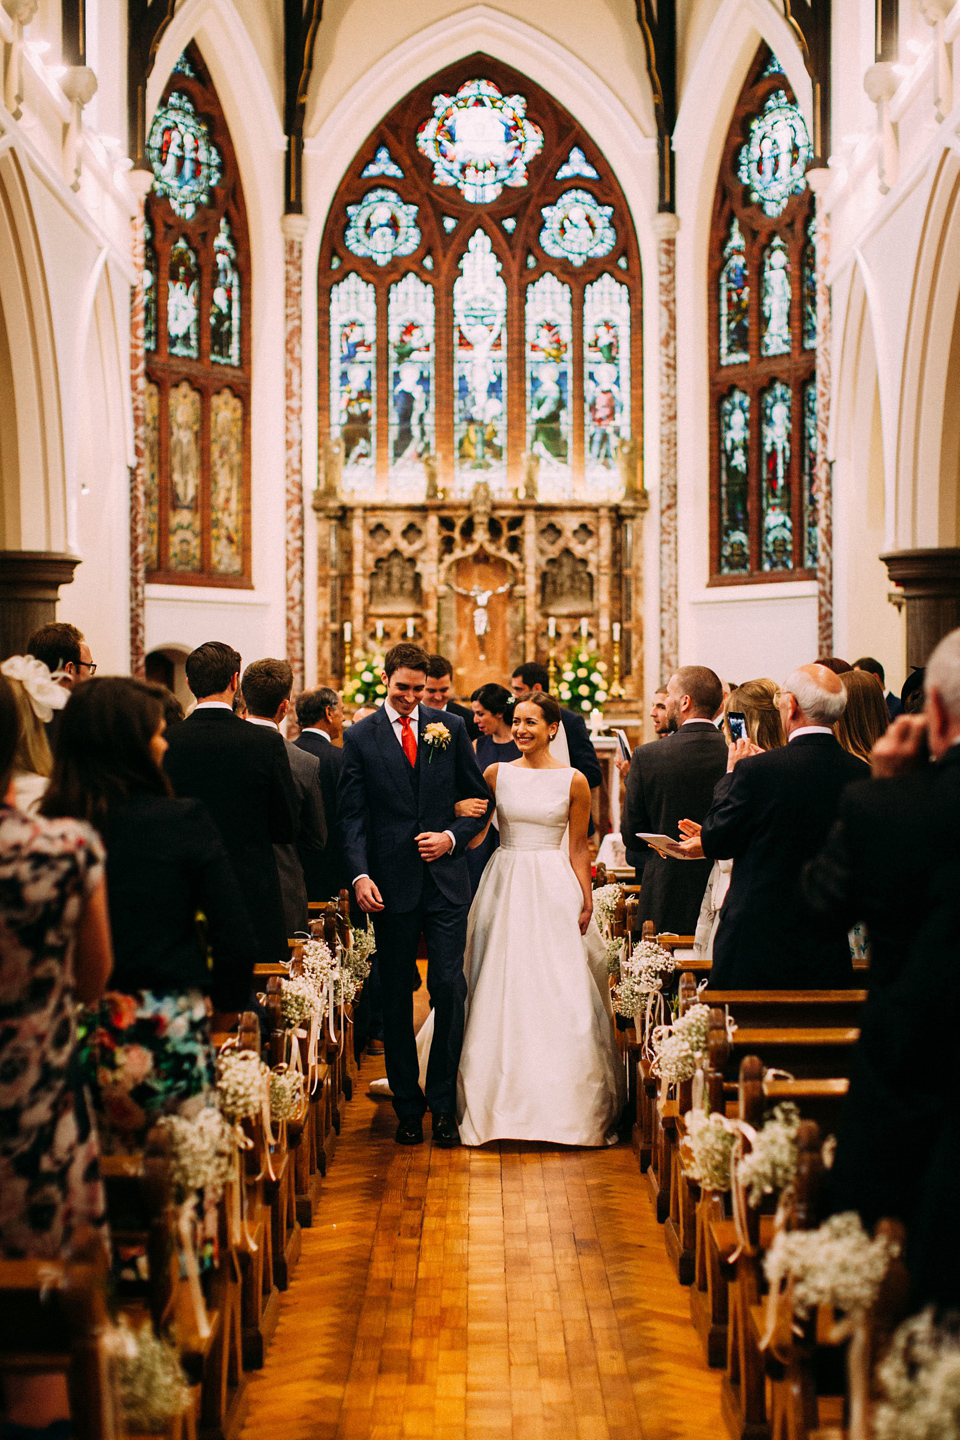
[709,1010,860,1085]
[233,1014,281,1372]
[263,977,302,1291]
[701,989,866,1030]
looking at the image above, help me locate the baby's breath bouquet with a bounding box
[112,1315,191,1432]
[157,1107,234,1204]
[557,647,609,714]
[343,651,387,706]
[281,973,320,1029]
[672,1002,711,1053]
[592,883,624,934]
[611,939,676,1019]
[350,922,377,969]
[875,1308,960,1440]
[269,1065,305,1123]
[684,1109,737,1192]
[738,1102,801,1206]
[763,1211,900,1320]
[216,1048,270,1124]
[651,1028,698,1084]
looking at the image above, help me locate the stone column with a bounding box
[128,167,153,678]
[283,213,309,692]
[0,552,79,660]
[807,169,834,657]
[653,212,679,683]
[881,548,960,669]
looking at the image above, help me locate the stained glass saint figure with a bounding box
[167,239,199,358]
[330,274,376,468]
[761,235,791,356]
[761,380,793,569]
[719,217,748,365]
[803,379,818,567]
[525,273,572,470]
[454,232,507,477]
[210,218,241,366]
[720,389,750,573]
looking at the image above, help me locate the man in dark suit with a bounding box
[509,662,603,791]
[701,663,865,988]
[294,686,345,901]
[424,654,478,740]
[241,658,328,934]
[338,643,491,1147]
[621,666,727,933]
[164,641,298,967]
[803,628,960,989]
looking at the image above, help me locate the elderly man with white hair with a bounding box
[699,662,866,988]
[803,627,960,990]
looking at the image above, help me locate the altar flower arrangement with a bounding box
[738,1102,802,1206]
[684,1109,737,1192]
[763,1211,900,1320]
[874,1308,960,1440]
[157,1107,234,1204]
[557,647,609,713]
[343,651,387,707]
[112,1314,191,1432]
[423,721,451,762]
[216,1048,270,1124]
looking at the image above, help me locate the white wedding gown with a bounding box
[456,764,625,1147]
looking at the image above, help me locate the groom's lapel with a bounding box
[373,706,416,808]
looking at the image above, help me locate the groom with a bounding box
[338,642,492,1147]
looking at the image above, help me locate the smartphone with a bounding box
[727,711,748,743]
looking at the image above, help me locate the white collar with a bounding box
[303,726,332,741]
[384,700,418,728]
[247,716,279,731]
[681,717,716,727]
[193,700,234,712]
[788,725,834,741]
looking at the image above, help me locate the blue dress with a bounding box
[467,734,522,895]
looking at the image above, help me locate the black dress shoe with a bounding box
[395,1119,424,1145]
[432,1113,461,1148]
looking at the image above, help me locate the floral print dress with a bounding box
[0,805,107,1258]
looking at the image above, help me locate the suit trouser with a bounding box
[372,870,469,1121]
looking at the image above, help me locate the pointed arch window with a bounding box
[318,58,642,501]
[709,46,816,581]
[143,43,251,585]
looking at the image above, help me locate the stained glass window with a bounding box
[454,231,507,479]
[719,390,750,574]
[525,273,572,474]
[388,273,435,473]
[345,188,420,266]
[319,60,640,503]
[144,43,251,584]
[719,217,748,365]
[539,190,616,266]
[761,380,792,570]
[802,379,818,568]
[416,78,544,203]
[331,274,376,469]
[710,45,815,581]
[761,235,791,356]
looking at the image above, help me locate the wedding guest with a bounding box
[466,684,520,895]
[424,654,478,739]
[509,662,603,790]
[852,655,901,720]
[0,655,66,813]
[295,687,345,901]
[899,666,925,714]
[0,671,112,1437]
[650,689,673,738]
[145,681,185,730]
[700,664,864,988]
[164,642,298,966]
[351,704,378,722]
[242,658,327,931]
[835,668,889,764]
[803,628,960,989]
[621,666,727,932]
[816,656,852,674]
[26,622,95,691]
[41,678,255,1147]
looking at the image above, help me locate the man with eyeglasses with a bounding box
[26,622,96,688]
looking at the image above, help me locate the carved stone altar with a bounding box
[314,480,648,702]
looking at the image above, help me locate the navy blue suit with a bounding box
[337,704,491,1119]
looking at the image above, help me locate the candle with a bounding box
[547,616,556,639]
[613,622,621,642]
[406,617,415,638]
[343,622,352,643]
[375,620,384,640]
[580,617,588,638]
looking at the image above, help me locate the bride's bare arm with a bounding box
[467,765,498,850]
[567,772,594,934]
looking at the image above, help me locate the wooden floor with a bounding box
[241,1039,724,1440]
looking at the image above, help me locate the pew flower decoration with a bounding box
[269,1065,305,1124]
[592,884,625,933]
[343,651,387,706]
[112,1314,190,1432]
[651,1029,698,1085]
[763,1211,900,1321]
[281,974,320,1029]
[216,1048,270,1124]
[557,647,609,713]
[672,1002,711,1053]
[604,936,626,977]
[874,1308,960,1440]
[684,1110,737,1192]
[157,1107,234,1205]
[423,721,451,762]
[738,1102,801,1206]
[350,922,377,969]
[337,941,372,1006]
[610,940,676,1018]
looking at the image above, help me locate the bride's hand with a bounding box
[578,899,593,935]
[454,797,488,818]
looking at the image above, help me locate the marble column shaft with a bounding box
[811,186,833,655]
[128,174,152,679]
[654,213,679,685]
[283,214,308,692]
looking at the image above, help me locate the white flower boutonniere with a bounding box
[423,721,451,763]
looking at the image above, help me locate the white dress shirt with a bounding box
[246,716,278,730]
[788,726,834,741]
[193,700,234,712]
[303,726,331,741]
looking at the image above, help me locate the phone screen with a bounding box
[727,711,748,743]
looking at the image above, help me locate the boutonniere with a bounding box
[423,722,451,763]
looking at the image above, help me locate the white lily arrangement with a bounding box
[763,1211,900,1321]
[875,1308,960,1440]
[738,1102,801,1207]
[157,1107,234,1205]
[423,721,451,762]
[217,1048,270,1124]
[684,1109,737,1192]
[112,1314,191,1432]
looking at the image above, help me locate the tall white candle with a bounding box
[613,622,621,642]
[343,622,352,643]
[580,617,588,638]
[547,616,556,638]
[406,617,415,638]
[375,620,384,640]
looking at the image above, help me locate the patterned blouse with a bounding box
[0,804,107,1258]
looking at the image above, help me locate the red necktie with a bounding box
[399,715,417,766]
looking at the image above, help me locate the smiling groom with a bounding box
[337,642,492,1147]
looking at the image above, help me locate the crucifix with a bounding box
[447,578,512,658]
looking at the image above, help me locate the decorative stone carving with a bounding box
[370,548,423,612]
[541,548,594,611]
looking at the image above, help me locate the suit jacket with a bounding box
[445,699,478,742]
[561,708,603,789]
[102,793,257,1011]
[295,729,344,900]
[802,744,960,989]
[622,721,728,933]
[702,733,866,988]
[270,735,327,932]
[337,704,491,912]
[164,707,298,965]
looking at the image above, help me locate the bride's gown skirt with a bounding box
[457,765,625,1147]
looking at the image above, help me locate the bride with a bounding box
[456,691,624,1147]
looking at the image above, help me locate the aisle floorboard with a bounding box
[241,1051,724,1440]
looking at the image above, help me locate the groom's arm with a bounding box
[449,718,494,852]
[336,729,371,884]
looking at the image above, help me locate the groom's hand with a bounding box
[416,831,453,862]
[354,876,384,912]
